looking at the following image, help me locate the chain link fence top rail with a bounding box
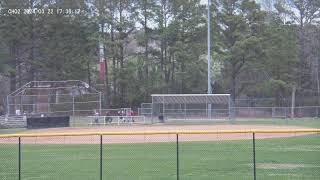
[0,129,319,180]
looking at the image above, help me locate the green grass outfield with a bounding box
[0,135,319,180]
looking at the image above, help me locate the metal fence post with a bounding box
[176,134,180,180]
[72,96,75,116]
[99,92,102,115]
[184,103,187,120]
[7,96,10,116]
[18,137,21,180]
[253,133,256,180]
[100,135,103,180]
[162,96,165,120]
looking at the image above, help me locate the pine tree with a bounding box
[217,0,266,103]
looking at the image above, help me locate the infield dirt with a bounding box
[0,124,314,144]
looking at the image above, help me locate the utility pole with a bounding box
[316,58,320,117]
[317,58,320,104]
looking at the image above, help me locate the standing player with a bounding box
[94,110,99,125]
[130,110,135,123]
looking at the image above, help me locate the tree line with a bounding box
[0,0,319,108]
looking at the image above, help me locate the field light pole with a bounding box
[207,0,212,119]
[207,0,212,95]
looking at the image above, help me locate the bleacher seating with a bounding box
[0,116,26,128]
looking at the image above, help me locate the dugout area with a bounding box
[151,94,233,123]
[26,116,70,129]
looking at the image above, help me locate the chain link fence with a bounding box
[0,130,319,180]
[138,106,320,123]
[6,81,102,117]
[1,106,319,129]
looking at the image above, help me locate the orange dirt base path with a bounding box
[0,125,314,144]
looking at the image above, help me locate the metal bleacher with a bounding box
[0,116,26,128]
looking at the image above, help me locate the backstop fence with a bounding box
[6,80,102,117]
[0,129,319,180]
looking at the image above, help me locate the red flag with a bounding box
[99,61,106,80]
